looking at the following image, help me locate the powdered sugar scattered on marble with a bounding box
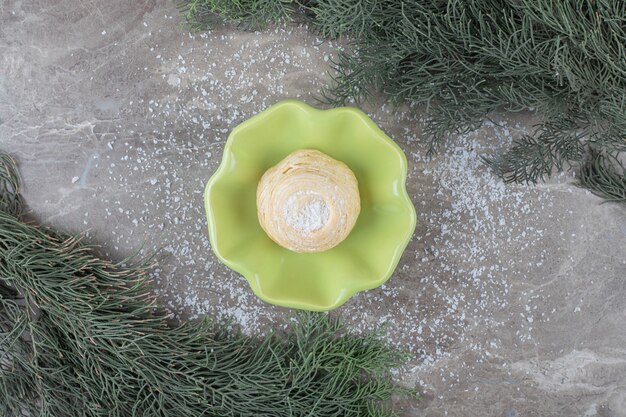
[75,15,581,402]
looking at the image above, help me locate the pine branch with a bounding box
[0,153,413,416]
[483,121,586,184]
[180,0,626,203]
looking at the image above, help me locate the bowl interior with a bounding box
[206,101,415,310]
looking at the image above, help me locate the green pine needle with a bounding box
[179,0,296,31]
[0,154,25,217]
[577,151,626,202]
[0,153,413,417]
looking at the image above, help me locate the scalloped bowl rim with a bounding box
[204,99,417,311]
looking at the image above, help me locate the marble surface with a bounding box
[1,1,625,416]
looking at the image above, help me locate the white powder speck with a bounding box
[88,29,578,410]
[167,74,181,87]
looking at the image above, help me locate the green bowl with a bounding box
[204,100,416,311]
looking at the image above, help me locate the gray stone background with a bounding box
[1,1,625,416]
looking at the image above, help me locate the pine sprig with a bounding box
[577,151,626,202]
[0,154,24,216]
[0,153,411,417]
[180,0,296,31]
